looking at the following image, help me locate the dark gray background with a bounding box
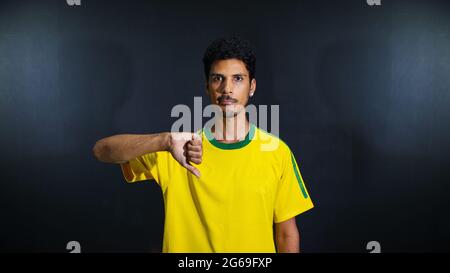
[0,0,449,252]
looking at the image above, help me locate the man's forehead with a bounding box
[210,59,249,75]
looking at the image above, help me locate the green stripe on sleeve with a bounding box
[291,153,309,199]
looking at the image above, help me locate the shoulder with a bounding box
[253,126,292,155]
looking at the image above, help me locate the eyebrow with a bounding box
[209,73,248,77]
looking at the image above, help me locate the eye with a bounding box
[212,75,222,82]
[234,75,243,82]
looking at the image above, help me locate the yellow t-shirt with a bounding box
[120,124,314,253]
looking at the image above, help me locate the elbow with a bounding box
[92,140,107,162]
[92,139,127,164]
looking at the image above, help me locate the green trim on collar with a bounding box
[204,123,255,150]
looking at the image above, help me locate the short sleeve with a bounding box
[120,151,171,189]
[273,148,314,223]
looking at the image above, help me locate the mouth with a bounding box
[219,99,236,106]
[217,96,238,106]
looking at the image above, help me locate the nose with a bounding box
[220,78,233,94]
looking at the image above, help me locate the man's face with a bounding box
[206,58,256,117]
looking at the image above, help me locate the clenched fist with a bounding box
[168,132,202,178]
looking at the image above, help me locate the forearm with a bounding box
[276,230,300,253]
[92,133,170,164]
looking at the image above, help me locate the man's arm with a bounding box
[275,217,300,253]
[92,132,203,177]
[92,133,171,164]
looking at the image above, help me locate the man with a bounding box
[93,37,314,253]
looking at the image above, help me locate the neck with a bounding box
[211,111,249,143]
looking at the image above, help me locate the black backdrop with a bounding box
[1,0,449,252]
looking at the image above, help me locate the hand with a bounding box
[168,132,202,178]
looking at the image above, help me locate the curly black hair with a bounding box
[202,37,256,83]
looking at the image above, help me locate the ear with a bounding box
[205,82,209,96]
[249,78,256,97]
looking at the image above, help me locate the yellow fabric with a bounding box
[120,125,314,253]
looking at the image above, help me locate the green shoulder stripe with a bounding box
[291,153,309,199]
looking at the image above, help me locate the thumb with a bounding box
[191,132,202,145]
[184,163,201,178]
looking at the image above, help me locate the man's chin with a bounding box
[221,105,245,118]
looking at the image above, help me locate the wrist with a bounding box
[162,132,173,152]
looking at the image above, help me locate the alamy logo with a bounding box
[170,97,280,151]
[366,241,381,253]
[66,0,81,6]
[66,241,81,253]
[366,0,381,6]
